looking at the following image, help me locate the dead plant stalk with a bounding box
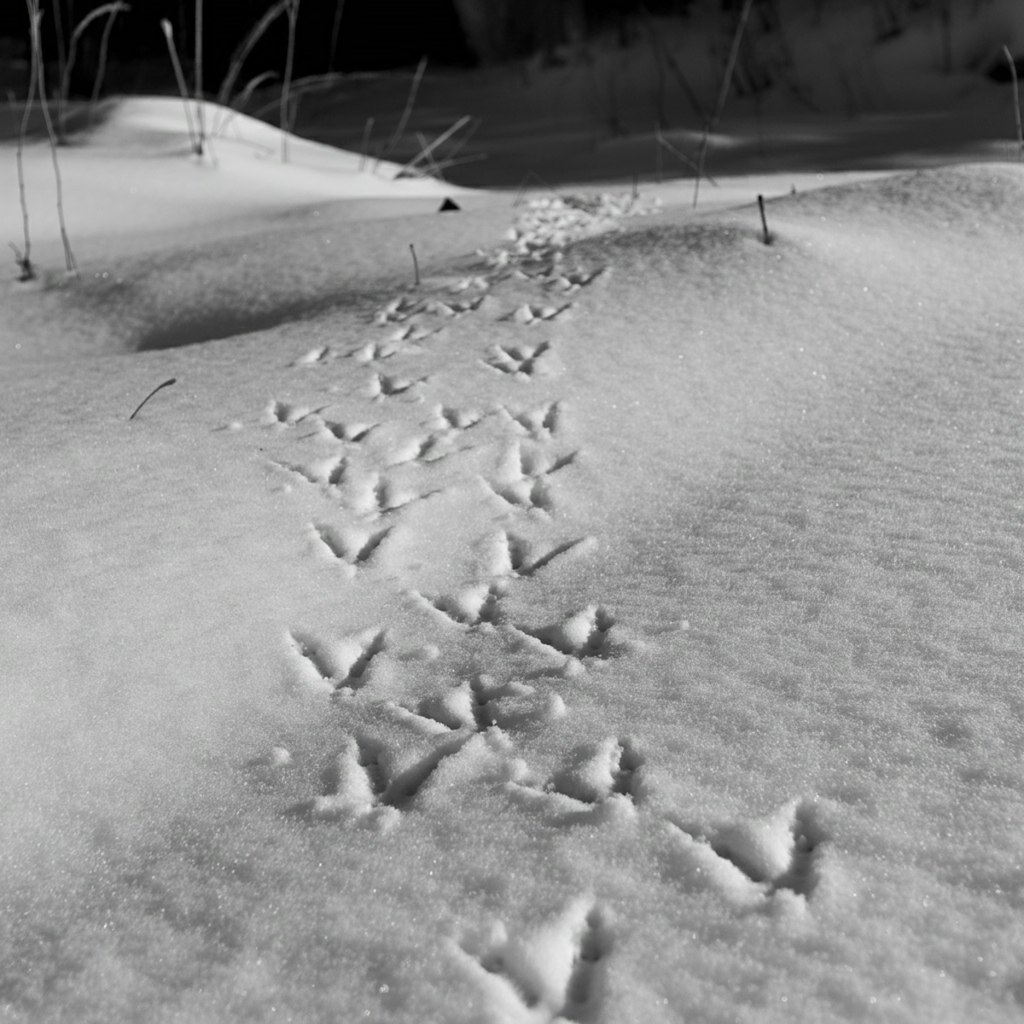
[58,2,131,140]
[376,56,427,170]
[217,0,291,108]
[161,19,202,154]
[13,76,35,278]
[397,115,472,178]
[1004,45,1023,162]
[694,0,755,208]
[281,0,300,163]
[194,0,205,154]
[26,1,77,274]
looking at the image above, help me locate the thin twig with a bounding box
[13,71,35,279]
[658,37,709,122]
[161,19,201,154]
[328,0,346,71]
[52,0,67,124]
[395,152,485,180]
[694,0,754,208]
[212,71,278,136]
[637,3,708,124]
[358,115,374,171]
[129,378,177,421]
[395,114,471,177]
[393,56,427,146]
[194,0,205,155]
[216,0,290,108]
[757,194,771,244]
[436,116,478,162]
[1004,45,1023,162]
[61,4,130,137]
[244,72,346,123]
[57,7,86,137]
[376,56,427,169]
[90,2,129,115]
[280,0,299,161]
[409,243,420,287]
[412,131,444,178]
[411,151,485,175]
[28,4,77,275]
[656,127,717,183]
[281,0,301,163]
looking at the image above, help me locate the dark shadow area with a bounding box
[1,0,476,92]
[133,292,372,351]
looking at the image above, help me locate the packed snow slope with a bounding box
[1,99,1023,1023]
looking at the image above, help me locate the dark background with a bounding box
[0,0,699,92]
[2,0,476,86]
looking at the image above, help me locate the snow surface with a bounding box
[1,83,1024,1024]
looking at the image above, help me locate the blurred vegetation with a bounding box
[0,0,997,100]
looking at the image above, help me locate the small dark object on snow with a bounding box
[10,243,34,282]
[757,194,771,245]
[129,378,176,420]
[410,243,421,287]
[438,197,461,212]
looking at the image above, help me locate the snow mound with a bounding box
[1,161,1023,1022]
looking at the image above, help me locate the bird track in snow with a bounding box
[487,444,578,513]
[350,339,401,363]
[385,430,458,467]
[269,455,347,492]
[292,345,333,366]
[311,522,390,568]
[265,399,316,426]
[500,400,561,439]
[459,899,612,1023]
[367,372,428,400]
[319,419,376,444]
[434,404,486,432]
[287,628,387,695]
[670,798,827,902]
[484,341,552,378]
[387,676,566,737]
[373,294,483,326]
[488,475,555,513]
[414,582,506,629]
[503,302,573,326]
[546,265,609,294]
[491,531,595,579]
[262,200,641,868]
[513,606,616,660]
[343,470,439,520]
[293,731,473,825]
[507,737,644,820]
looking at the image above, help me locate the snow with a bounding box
[2,36,1024,1024]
